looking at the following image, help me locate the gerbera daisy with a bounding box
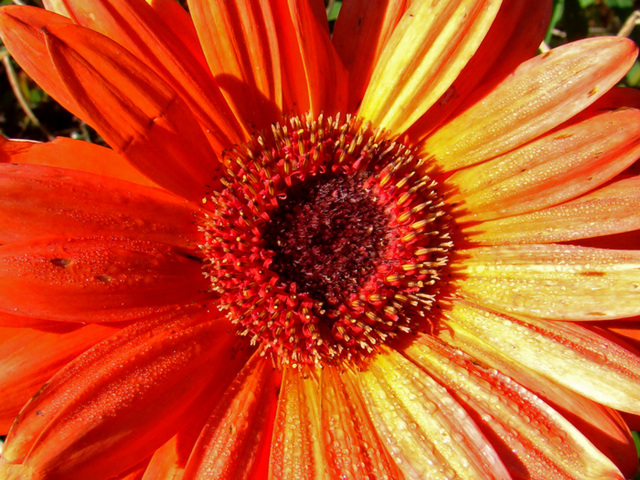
[1,0,640,478]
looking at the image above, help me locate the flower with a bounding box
[1,0,640,478]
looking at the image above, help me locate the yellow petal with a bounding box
[358,0,503,134]
[453,244,640,320]
[442,301,640,414]
[332,0,408,112]
[423,37,637,171]
[447,107,640,221]
[465,175,640,245]
[404,335,625,480]
[319,365,403,479]
[350,347,510,479]
[269,364,329,479]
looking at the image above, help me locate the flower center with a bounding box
[201,114,452,365]
[262,174,389,307]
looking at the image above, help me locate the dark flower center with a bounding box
[263,174,389,307]
[200,114,452,365]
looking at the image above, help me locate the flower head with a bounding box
[1,0,640,479]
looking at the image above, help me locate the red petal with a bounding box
[0,324,117,433]
[0,137,156,187]
[183,349,279,480]
[1,309,247,480]
[598,320,640,352]
[189,0,283,131]
[140,413,208,480]
[0,163,199,247]
[0,236,208,322]
[39,22,222,202]
[145,0,209,71]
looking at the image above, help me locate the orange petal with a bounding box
[115,460,150,480]
[140,435,189,480]
[358,0,503,134]
[144,0,208,69]
[269,364,327,479]
[0,236,208,323]
[141,349,257,480]
[142,355,256,480]
[442,301,640,415]
[319,365,403,479]
[39,22,222,202]
[0,136,156,187]
[321,366,404,480]
[0,324,117,433]
[189,0,283,131]
[332,0,408,112]
[465,175,640,244]
[423,37,638,172]
[454,244,640,321]
[183,349,279,480]
[350,347,510,479]
[448,107,640,221]
[0,163,199,247]
[46,0,244,149]
[404,335,625,480]
[271,0,348,116]
[407,0,552,139]
[0,6,82,116]
[1,309,244,480]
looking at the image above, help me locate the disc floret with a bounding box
[201,114,452,365]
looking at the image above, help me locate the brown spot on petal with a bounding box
[580,271,605,277]
[50,258,70,268]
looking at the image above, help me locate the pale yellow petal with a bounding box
[453,244,640,320]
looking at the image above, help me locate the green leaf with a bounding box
[327,1,342,22]
[626,61,640,88]
[545,0,566,44]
